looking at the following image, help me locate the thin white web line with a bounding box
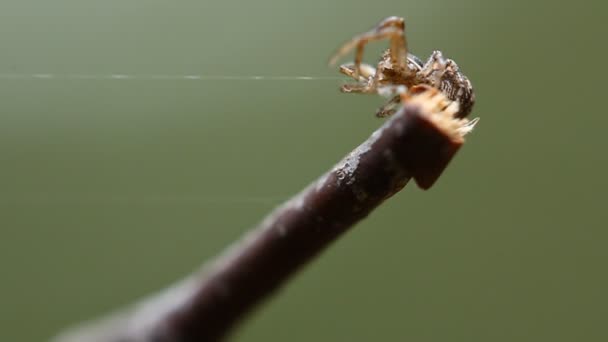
[0,73,343,81]
[0,194,288,205]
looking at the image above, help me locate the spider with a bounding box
[329,16,475,119]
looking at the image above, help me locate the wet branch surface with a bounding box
[53,98,467,342]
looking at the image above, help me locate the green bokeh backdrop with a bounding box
[1,0,606,341]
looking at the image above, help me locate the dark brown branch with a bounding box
[52,91,472,342]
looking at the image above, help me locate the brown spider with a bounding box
[329,16,475,118]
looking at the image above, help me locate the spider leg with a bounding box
[375,95,402,117]
[329,16,408,78]
[376,16,408,68]
[374,81,411,117]
[339,63,380,94]
[341,82,376,94]
[339,63,376,81]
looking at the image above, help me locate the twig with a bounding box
[52,89,475,342]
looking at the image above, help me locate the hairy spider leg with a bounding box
[375,95,402,117]
[329,16,408,78]
[339,63,376,82]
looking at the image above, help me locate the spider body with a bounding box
[330,16,475,118]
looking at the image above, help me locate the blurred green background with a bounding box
[1,0,606,341]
